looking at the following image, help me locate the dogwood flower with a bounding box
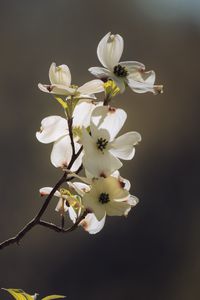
[68,170,138,230]
[38,62,104,97]
[82,105,141,177]
[39,187,81,223]
[82,176,132,221]
[36,99,102,170]
[89,32,163,94]
[68,181,106,234]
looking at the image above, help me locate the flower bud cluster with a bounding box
[37,32,163,234]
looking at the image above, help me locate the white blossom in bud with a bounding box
[38,62,104,97]
[39,187,80,223]
[36,100,102,170]
[89,32,163,94]
[82,105,141,177]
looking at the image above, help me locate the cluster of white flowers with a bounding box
[37,32,163,234]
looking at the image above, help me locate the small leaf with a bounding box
[54,96,68,109]
[42,296,65,300]
[2,288,34,300]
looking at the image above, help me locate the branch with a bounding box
[68,117,76,157]
[38,211,88,233]
[0,143,83,250]
[0,172,67,250]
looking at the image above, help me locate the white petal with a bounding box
[82,128,122,177]
[88,67,112,79]
[85,169,95,179]
[105,200,131,217]
[127,70,162,94]
[80,213,106,234]
[111,170,120,178]
[51,136,83,171]
[73,99,102,129]
[127,79,154,94]
[127,195,139,207]
[82,193,106,221]
[68,206,77,223]
[97,32,124,70]
[68,181,90,197]
[124,195,139,216]
[90,122,111,142]
[55,198,68,213]
[49,62,71,86]
[36,116,68,144]
[110,132,142,160]
[39,187,61,197]
[111,171,131,191]
[120,177,131,191]
[91,106,127,141]
[38,83,75,96]
[77,94,97,100]
[120,61,145,72]
[100,177,129,201]
[78,80,104,95]
[83,150,122,178]
[51,135,72,168]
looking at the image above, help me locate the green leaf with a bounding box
[2,288,34,300]
[42,296,65,300]
[54,96,68,110]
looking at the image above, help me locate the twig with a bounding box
[38,211,88,233]
[0,172,67,250]
[68,117,76,157]
[0,139,83,250]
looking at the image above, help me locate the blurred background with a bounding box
[0,0,199,299]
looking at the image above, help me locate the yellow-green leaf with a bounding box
[42,296,65,300]
[54,96,68,109]
[2,288,34,300]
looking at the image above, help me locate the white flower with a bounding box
[68,181,106,234]
[36,100,102,170]
[38,62,104,97]
[66,170,139,232]
[82,105,141,177]
[82,176,131,221]
[89,32,163,94]
[39,187,80,223]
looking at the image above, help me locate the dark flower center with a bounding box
[99,193,110,204]
[97,137,108,151]
[113,64,128,77]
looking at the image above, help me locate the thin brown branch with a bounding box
[0,172,67,250]
[68,117,76,157]
[38,211,88,233]
[0,142,84,250]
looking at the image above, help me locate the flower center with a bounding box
[96,137,108,151]
[113,64,128,77]
[99,193,110,204]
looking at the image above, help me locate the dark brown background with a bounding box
[0,0,199,299]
